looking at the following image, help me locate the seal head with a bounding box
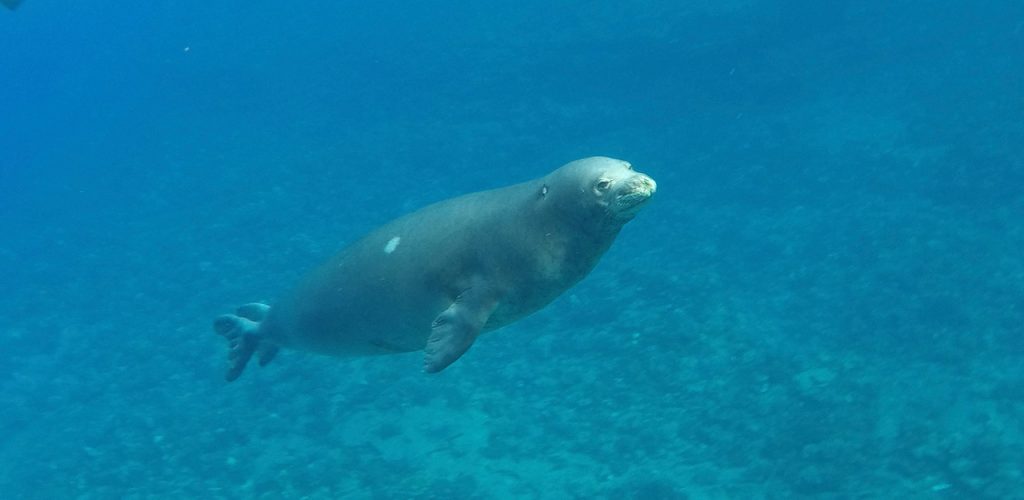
[541,157,657,234]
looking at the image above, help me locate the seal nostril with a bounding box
[640,175,657,193]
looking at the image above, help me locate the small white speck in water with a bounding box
[384,236,401,254]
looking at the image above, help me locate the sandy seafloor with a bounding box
[1,1,1023,498]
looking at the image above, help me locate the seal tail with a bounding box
[213,303,279,382]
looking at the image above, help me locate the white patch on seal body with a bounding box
[384,236,401,254]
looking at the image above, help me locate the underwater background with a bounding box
[2,1,1023,498]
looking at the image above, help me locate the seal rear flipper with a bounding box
[424,286,499,373]
[213,302,276,382]
[236,302,271,322]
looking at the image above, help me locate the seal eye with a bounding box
[595,179,612,192]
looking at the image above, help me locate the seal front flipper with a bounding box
[424,286,500,373]
[213,302,277,382]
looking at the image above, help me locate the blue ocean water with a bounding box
[2,0,1023,497]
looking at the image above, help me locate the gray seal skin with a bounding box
[214,156,656,381]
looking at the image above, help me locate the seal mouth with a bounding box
[613,174,657,217]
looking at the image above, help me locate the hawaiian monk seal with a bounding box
[214,156,656,381]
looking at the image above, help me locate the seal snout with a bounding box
[629,174,657,197]
[614,173,656,216]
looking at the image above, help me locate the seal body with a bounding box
[214,156,656,380]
